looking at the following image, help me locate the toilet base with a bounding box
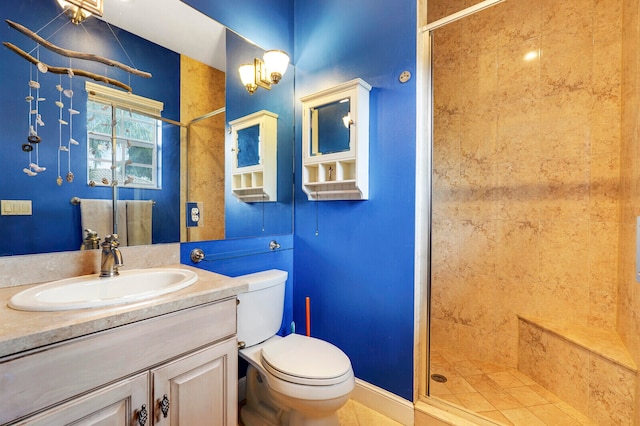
[240,365,346,426]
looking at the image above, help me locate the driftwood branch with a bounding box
[6,19,152,79]
[3,42,132,92]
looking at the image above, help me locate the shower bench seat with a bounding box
[517,315,636,424]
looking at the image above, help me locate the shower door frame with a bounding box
[414,0,506,403]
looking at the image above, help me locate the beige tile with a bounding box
[505,386,551,407]
[444,376,477,394]
[337,400,360,426]
[501,407,547,426]
[453,360,484,377]
[455,392,496,412]
[338,400,402,426]
[527,404,581,426]
[486,371,526,389]
[553,402,597,425]
[430,379,452,396]
[351,400,403,426]
[478,409,515,425]
[465,374,503,393]
[480,390,523,411]
[435,393,463,407]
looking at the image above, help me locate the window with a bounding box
[85,82,164,189]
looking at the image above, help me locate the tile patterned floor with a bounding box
[430,350,597,425]
[338,400,403,425]
[239,399,401,426]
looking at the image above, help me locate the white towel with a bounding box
[80,199,128,247]
[126,200,153,246]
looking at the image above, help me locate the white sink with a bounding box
[8,268,198,312]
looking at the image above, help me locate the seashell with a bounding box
[55,101,64,108]
[63,89,74,98]
[23,168,37,176]
[36,115,44,126]
[25,95,34,102]
[28,80,40,89]
[29,163,46,173]
[56,176,63,186]
[59,146,69,152]
[22,143,33,152]
[29,125,36,136]
[58,119,68,125]
[36,97,45,102]
[30,109,37,114]
[66,171,74,183]
[56,84,63,92]
[88,180,96,187]
[101,177,109,185]
[70,138,79,145]
[67,69,74,77]
[37,62,48,73]
[68,108,79,115]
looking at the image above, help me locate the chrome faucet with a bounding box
[100,234,124,277]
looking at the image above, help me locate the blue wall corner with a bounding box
[293,0,417,401]
[181,0,293,54]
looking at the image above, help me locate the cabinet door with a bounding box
[18,373,149,426]
[151,338,237,426]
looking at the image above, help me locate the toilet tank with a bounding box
[236,269,287,348]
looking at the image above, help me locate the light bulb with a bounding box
[263,50,289,84]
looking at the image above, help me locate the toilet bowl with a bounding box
[235,270,354,426]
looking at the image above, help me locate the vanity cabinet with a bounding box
[1,298,238,426]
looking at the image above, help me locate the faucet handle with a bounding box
[104,234,119,243]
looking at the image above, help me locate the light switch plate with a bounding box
[1,200,32,216]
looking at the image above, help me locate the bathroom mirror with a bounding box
[0,0,294,256]
[310,98,351,156]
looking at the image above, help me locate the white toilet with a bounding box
[236,269,354,426]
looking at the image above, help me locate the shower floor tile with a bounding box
[430,351,597,425]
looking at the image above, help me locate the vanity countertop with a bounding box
[0,264,247,358]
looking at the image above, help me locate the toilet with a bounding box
[236,269,354,426]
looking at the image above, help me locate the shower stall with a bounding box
[417,0,639,424]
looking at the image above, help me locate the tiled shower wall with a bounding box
[430,0,622,367]
[619,0,640,424]
[180,55,226,242]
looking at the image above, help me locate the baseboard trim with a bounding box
[352,378,414,425]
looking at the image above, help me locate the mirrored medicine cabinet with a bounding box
[301,78,371,201]
[229,110,278,202]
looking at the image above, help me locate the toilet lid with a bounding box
[261,334,352,385]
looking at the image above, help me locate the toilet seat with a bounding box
[260,334,352,386]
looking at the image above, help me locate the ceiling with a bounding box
[99,0,226,71]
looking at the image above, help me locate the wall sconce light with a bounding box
[56,0,103,25]
[238,50,290,95]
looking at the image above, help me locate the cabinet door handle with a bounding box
[137,404,148,426]
[160,394,170,418]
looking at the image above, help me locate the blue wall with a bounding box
[0,0,181,255]
[293,0,417,400]
[181,235,294,336]
[224,30,294,238]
